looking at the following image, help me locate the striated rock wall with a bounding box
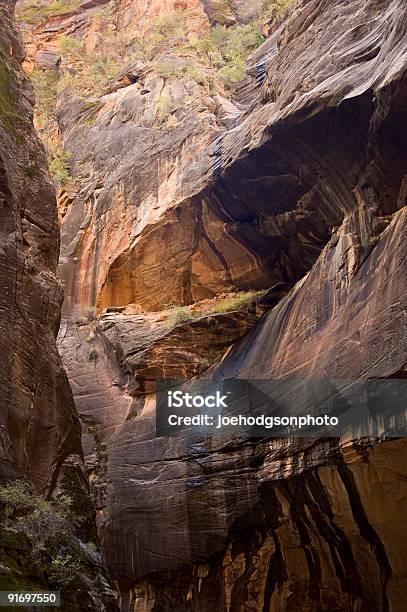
[0,1,117,607]
[16,0,289,315]
[53,0,407,609]
[131,438,407,612]
[0,0,77,497]
[12,0,407,609]
[50,0,405,316]
[59,207,407,610]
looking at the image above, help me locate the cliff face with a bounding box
[12,0,407,610]
[0,0,73,495]
[29,0,406,318]
[0,1,116,607]
[17,0,293,313]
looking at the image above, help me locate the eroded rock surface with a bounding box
[60,209,407,611]
[55,0,407,609]
[13,0,407,609]
[0,0,75,500]
[58,299,265,523]
[50,0,405,316]
[0,1,116,607]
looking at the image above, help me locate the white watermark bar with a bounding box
[0,592,60,606]
[156,379,407,439]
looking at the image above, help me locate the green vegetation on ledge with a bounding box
[207,291,265,313]
[165,291,266,328]
[0,56,24,134]
[21,1,294,173]
[48,147,72,185]
[15,0,81,25]
[0,481,83,590]
[25,0,294,107]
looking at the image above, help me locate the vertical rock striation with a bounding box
[0,1,117,607]
[56,1,407,609]
[0,0,76,496]
[10,0,407,610]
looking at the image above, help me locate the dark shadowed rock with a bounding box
[61,205,407,611]
[0,0,76,497]
[0,1,117,607]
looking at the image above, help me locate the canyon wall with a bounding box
[12,0,407,610]
[0,1,116,607]
[0,0,73,497]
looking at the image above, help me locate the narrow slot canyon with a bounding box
[0,1,406,611]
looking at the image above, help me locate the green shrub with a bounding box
[58,35,85,58]
[179,1,294,90]
[210,25,227,48]
[183,21,265,89]
[261,0,294,20]
[0,482,74,556]
[53,43,122,97]
[49,148,72,185]
[88,348,99,362]
[99,0,115,20]
[45,0,77,17]
[91,57,121,86]
[227,24,264,55]
[166,306,193,327]
[217,53,247,88]
[0,481,36,513]
[184,64,207,85]
[29,69,58,115]
[16,0,81,24]
[24,164,42,179]
[207,291,265,314]
[86,306,96,321]
[368,234,380,248]
[57,72,77,93]
[188,35,216,60]
[17,502,68,554]
[49,552,82,587]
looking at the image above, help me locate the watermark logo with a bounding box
[167,390,230,409]
[156,379,407,439]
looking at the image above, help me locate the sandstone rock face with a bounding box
[216,207,407,382]
[0,2,116,607]
[58,300,265,550]
[52,0,405,317]
[115,0,209,34]
[13,0,407,609]
[16,0,285,315]
[0,0,76,497]
[119,438,407,612]
[56,0,407,609]
[59,210,407,610]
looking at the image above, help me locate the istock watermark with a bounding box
[168,390,230,409]
[156,379,407,439]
